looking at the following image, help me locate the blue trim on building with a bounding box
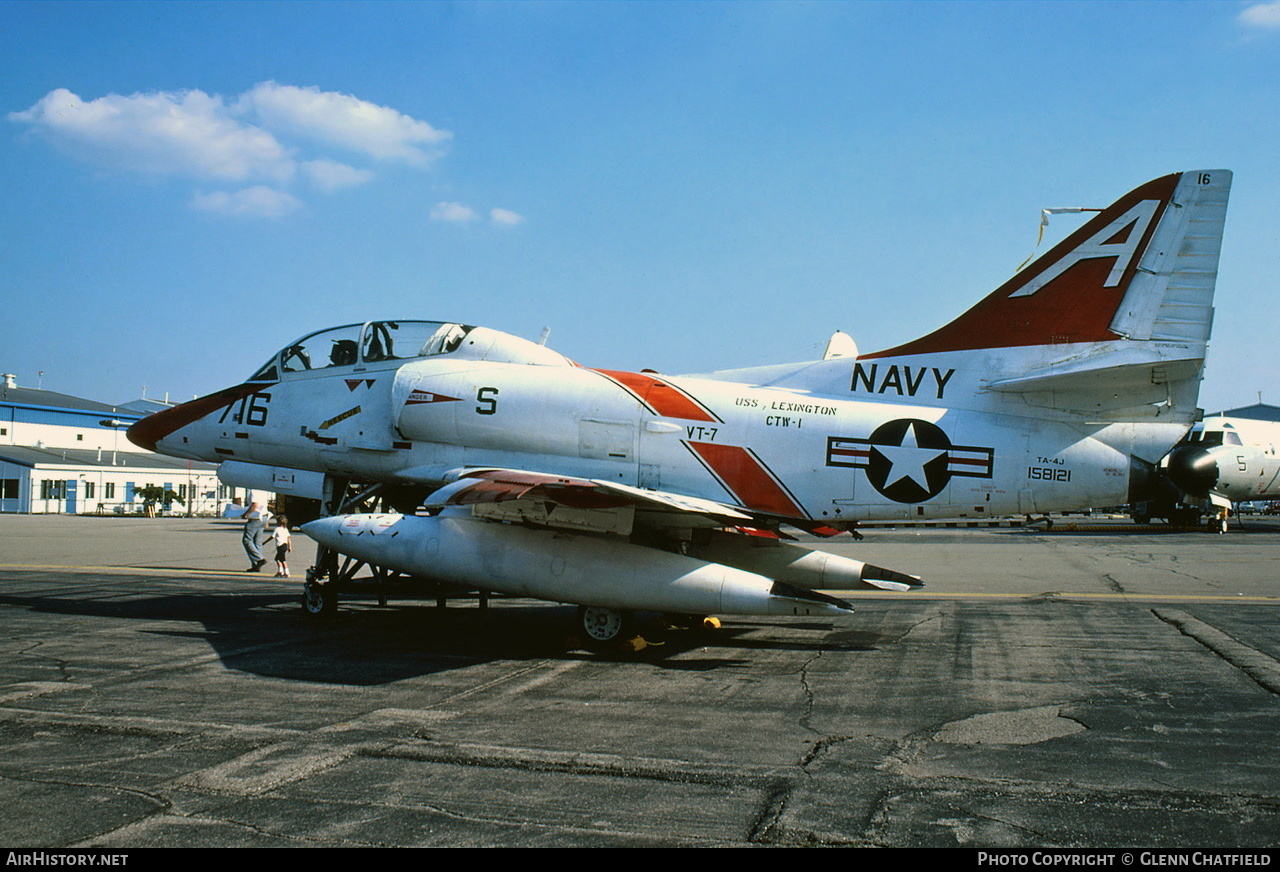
[4,404,142,428]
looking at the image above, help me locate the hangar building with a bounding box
[0,373,224,515]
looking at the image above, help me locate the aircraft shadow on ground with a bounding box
[0,573,885,685]
[1019,522,1280,538]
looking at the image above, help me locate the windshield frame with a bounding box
[248,320,475,381]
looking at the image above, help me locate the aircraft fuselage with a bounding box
[145,335,1164,523]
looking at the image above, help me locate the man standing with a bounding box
[242,500,267,571]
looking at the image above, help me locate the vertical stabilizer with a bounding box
[864,170,1231,359]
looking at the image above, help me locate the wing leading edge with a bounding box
[422,467,853,539]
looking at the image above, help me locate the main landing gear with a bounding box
[574,606,722,652]
[1212,508,1230,535]
[577,605,632,647]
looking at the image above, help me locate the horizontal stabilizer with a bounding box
[985,351,1204,414]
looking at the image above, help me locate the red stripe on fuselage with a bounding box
[686,441,807,519]
[592,369,719,422]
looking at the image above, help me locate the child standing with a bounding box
[269,515,292,577]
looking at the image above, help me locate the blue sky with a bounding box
[3,1,1278,413]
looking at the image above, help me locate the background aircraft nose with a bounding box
[1162,444,1220,497]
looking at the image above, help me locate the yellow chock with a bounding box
[702,616,722,630]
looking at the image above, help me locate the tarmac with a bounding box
[1,513,1278,848]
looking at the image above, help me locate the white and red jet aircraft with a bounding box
[130,170,1231,644]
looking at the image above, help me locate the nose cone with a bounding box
[126,382,267,454]
[1163,444,1220,497]
[301,515,345,548]
[126,407,178,452]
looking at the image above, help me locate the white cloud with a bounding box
[431,201,478,223]
[191,186,301,218]
[239,82,451,163]
[490,207,525,226]
[430,203,526,226]
[9,83,497,221]
[9,87,293,182]
[302,158,375,192]
[1240,2,1280,27]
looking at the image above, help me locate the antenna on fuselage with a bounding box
[823,330,858,360]
[537,326,552,346]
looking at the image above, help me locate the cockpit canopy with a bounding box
[248,321,471,381]
[248,320,569,382]
[1181,422,1243,447]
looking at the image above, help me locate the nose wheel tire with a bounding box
[302,579,337,617]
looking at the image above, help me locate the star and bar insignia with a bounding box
[826,418,994,503]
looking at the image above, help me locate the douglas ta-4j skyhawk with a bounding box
[131,169,1231,645]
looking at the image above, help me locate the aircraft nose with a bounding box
[127,382,267,453]
[126,409,176,452]
[1163,444,1220,497]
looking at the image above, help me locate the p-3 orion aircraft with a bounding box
[130,170,1231,645]
[1136,406,1280,531]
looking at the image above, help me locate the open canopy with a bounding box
[248,321,474,381]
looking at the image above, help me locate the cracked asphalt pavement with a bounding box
[1,514,1278,847]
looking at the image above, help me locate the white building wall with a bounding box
[0,393,237,515]
[10,464,224,515]
[1,419,133,452]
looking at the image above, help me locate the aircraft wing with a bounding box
[422,468,846,537]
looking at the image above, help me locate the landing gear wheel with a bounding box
[578,605,630,647]
[1214,516,1228,535]
[302,579,337,617]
